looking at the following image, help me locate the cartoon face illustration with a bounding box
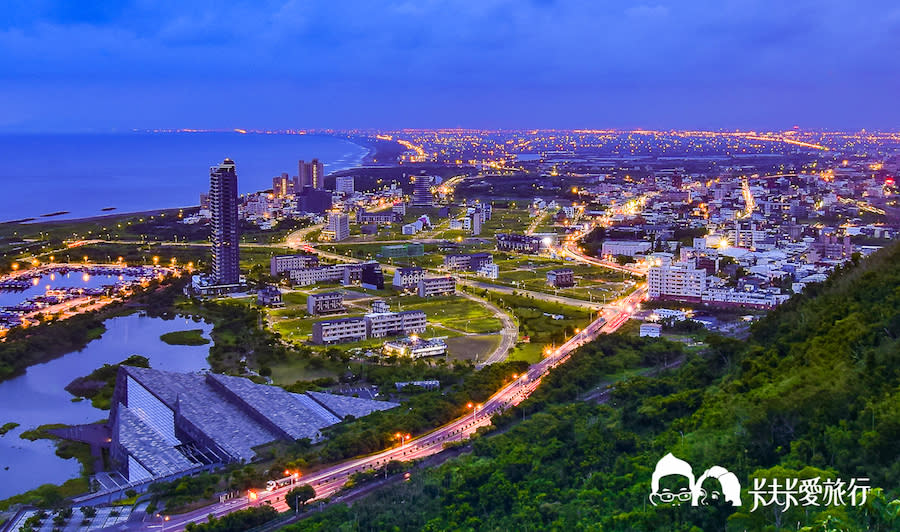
[649,453,696,506]
[692,466,742,507]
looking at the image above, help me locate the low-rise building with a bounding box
[311,317,367,344]
[477,262,499,279]
[497,233,542,253]
[384,337,448,359]
[443,252,493,271]
[270,254,319,276]
[365,310,427,338]
[257,285,284,307]
[393,267,424,290]
[394,380,441,391]
[640,323,662,337]
[418,276,456,297]
[547,268,575,288]
[381,243,424,258]
[601,240,652,258]
[307,291,345,315]
[360,262,385,290]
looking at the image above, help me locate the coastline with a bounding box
[1,132,390,225]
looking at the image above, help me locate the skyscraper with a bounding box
[298,159,325,190]
[411,175,434,207]
[209,158,241,285]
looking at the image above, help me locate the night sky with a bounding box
[2,1,899,131]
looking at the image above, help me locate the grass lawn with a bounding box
[507,342,546,364]
[444,334,501,362]
[268,360,338,385]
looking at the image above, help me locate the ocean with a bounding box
[0,132,368,222]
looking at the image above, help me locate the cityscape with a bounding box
[1,2,899,532]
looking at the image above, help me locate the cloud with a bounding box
[0,0,898,129]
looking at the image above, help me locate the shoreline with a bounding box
[1,132,391,225]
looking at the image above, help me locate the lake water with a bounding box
[0,313,212,500]
[0,132,368,222]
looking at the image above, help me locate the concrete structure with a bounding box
[360,262,385,290]
[383,337,447,359]
[335,175,354,194]
[477,263,499,279]
[393,267,424,290]
[289,264,361,287]
[297,187,332,214]
[209,159,241,286]
[547,268,575,288]
[110,366,397,482]
[394,380,441,390]
[497,233,542,253]
[311,317,367,344]
[640,323,662,337]
[298,159,325,190]
[270,254,319,276]
[322,212,350,242]
[357,209,397,225]
[443,252,493,271]
[648,261,707,301]
[601,240,652,258]
[418,276,456,297]
[307,291,345,315]
[411,175,434,207]
[382,243,424,258]
[365,310,427,338]
[257,285,283,307]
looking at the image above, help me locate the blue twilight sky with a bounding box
[1,0,899,132]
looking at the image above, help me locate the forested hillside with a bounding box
[286,242,900,531]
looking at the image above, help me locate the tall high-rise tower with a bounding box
[209,158,241,285]
[297,159,325,190]
[411,175,434,207]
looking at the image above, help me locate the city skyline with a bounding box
[1,1,899,132]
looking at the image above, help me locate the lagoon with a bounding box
[0,313,212,500]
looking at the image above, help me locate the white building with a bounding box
[601,240,652,258]
[477,263,499,279]
[270,254,318,276]
[365,310,427,338]
[648,261,707,300]
[311,317,367,344]
[322,212,350,242]
[393,267,425,290]
[335,176,355,194]
[418,276,456,297]
[640,323,662,338]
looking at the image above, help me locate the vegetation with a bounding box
[284,242,900,531]
[184,506,279,532]
[65,354,150,409]
[0,422,19,435]
[286,484,317,511]
[160,328,210,346]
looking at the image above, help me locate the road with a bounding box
[162,285,646,531]
[456,291,518,367]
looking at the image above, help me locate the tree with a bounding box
[286,484,316,512]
